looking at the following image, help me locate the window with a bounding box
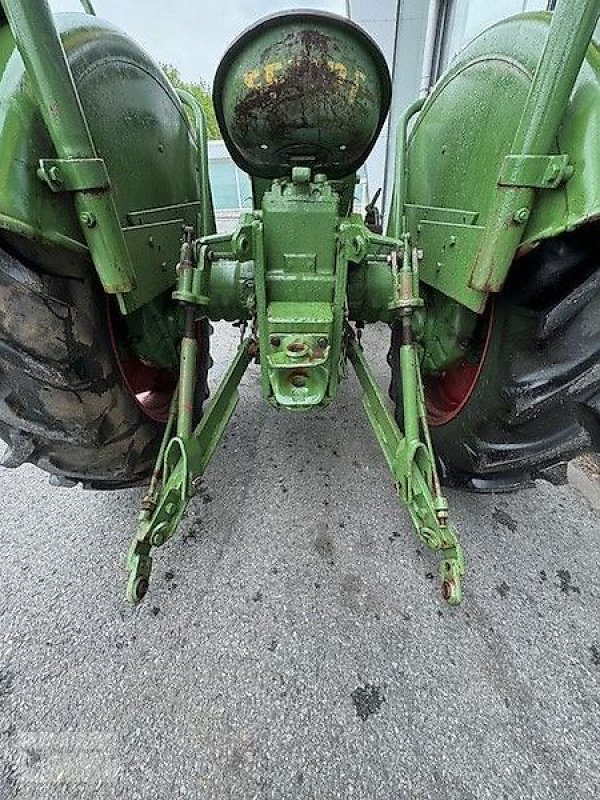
[438,0,548,72]
[209,160,238,210]
[237,171,253,210]
[209,159,253,211]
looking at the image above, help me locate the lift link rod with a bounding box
[126,337,254,603]
[125,224,256,603]
[346,237,464,605]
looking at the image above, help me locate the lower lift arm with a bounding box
[347,238,464,604]
[126,336,254,604]
[347,336,464,604]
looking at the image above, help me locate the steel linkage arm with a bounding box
[348,337,464,604]
[347,236,464,605]
[126,226,255,602]
[126,336,254,603]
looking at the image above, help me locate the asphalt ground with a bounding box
[0,324,599,799]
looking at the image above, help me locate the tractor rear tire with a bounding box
[0,244,209,489]
[390,224,600,491]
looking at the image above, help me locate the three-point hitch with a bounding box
[126,165,464,605]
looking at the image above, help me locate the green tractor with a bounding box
[0,0,597,605]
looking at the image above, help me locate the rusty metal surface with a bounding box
[213,11,391,179]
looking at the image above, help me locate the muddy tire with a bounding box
[0,244,209,489]
[390,224,600,491]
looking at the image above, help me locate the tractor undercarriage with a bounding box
[0,0,598,609]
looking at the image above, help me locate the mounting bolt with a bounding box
[80,212,97,229]
[317,337,328,349]
[47,165,62,187]
[270,336,281,347]
[291,373,307,388]
[513,207,530,225]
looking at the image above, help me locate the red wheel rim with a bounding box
[107,303,177,423]
[425,303,494,427]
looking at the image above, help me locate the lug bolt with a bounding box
[291,373,306,387]
[513,207,530,225]
[80,212,97,228]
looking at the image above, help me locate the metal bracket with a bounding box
[37,157,110,193]
[498,153,573,189]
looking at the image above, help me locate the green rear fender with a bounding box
[397,12,600,311]
[0,11,210,281]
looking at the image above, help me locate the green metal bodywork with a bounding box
[172,166,403,410]
[394,11,600,313]
[258,171,342,407]
[0,9,213,312]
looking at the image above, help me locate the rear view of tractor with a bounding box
[0,0,597,606]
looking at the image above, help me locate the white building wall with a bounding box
[346,0,398,204]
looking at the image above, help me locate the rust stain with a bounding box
[235,60,344,137]
[233,30,370,142]
[295,29,334,56]
[289,369,308,387]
